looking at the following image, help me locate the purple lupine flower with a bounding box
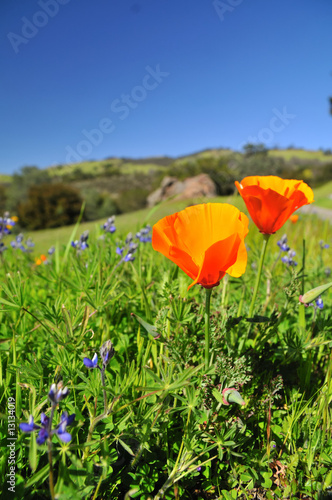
[100,340,114,367]
[83,353,98,369]
[20,413,49,445]
[124,252,135,262]
[26,237,35,248]
[20,411,75,445]
[277,234,290,252]
[136,225,152,243]
[19,415,40,433]
[116,232,141,266]
[48,246,55,255]
[125,233,133,245]
[53,411,76,443]
[319,240,330,250]
[72,231,89,251]
[308,295,324,311]
[48,382,69,404]
[103,216,116,234]
[0,213,17,240]
[10,234,27,251]
[281,249,297,266]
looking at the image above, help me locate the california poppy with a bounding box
[235,176,314,234]
[152,203,249,289]
[289,214,299,224]
[35,254,47,266]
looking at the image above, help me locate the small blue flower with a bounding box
[116,246,123,256]
[48,383,69,404]
[20,411,75,445]
[319,240,330,250]
[125,233,133,245]
[277,234,290,252]
[72,231,89,251]
[10,233,29,252]
[309,295,324,310]
[83,353,98,369]
[48,246,55,255]
[102,216,116,233]
[36,427,49,445]
[26,237,35,248]
[281,249,297,266]
[54,411,76,443]
[100,340,114,367]
[124,252,135,262]
[19,415,40,433]
[136,225,152,243]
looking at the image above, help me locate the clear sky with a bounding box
[1,0,332,174]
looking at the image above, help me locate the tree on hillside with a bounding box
[6,166,52,213]
[18,183,83,230]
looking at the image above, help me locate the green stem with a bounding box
[221,274,228,309]
[204,288,212,371]
[248,234,270,318]
[47,406,56,500]
[100,368,108,414]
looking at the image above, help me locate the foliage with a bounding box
[17,183,83,230]
[80,188,120,221]
[2,149,332,231]
[0,204,331,499]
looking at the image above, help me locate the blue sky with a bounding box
[1,0,331,174]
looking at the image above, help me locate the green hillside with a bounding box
[24,181,332,254]
[268,148,332,162]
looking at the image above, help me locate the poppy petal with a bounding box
[235,176,314,234]
[190,233,240,289]
[153,203,249,289]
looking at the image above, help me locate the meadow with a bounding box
[21,181,332,255]
[0,182,332,500]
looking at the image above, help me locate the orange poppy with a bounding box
[152,203,249,290]
[289,214,299,224]
[235,176,314,235]
[35,254,47,265]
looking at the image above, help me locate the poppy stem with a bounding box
[248,233,270,318]
[204,288,212,371]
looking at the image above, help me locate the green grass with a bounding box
[0,174,12,183]
[268,148,332,162]
[1,192,332,499]
[27,194,243,254]
[24,184,332,255]
[45,158,167,178]
[310,181,332,210]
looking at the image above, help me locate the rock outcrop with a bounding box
[147,174,217,207]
